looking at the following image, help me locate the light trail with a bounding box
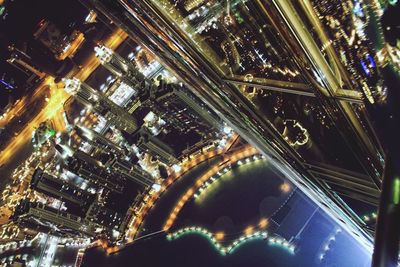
[126,134,239,241]
[0,29,127,166]
[163,145,258,231]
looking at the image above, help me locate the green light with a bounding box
[167,226,294,255]
[234,12,244,24]
[393,178,400,205]
[0,6,5,16]
[45,129,56,137]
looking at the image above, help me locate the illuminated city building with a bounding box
[95,43,221,134]
[136,129,178,165]
[65,150,125,193]
[30,168,95,208]
[105,79,139,110]
[6,45,46,83]
[86,0,385,249]
[63,78,138,134]
[73,125,125,156]
[151,82,221,132]
[21,167,127,239]
[34,19,85,60]
[73,125,155,187]
[85,204,123,232]
[34,20,64,57]
[110,157,155,187]
[12,200,97,238]
[184,0,207,12]
[2,0,400,265]
[95,45,145,87]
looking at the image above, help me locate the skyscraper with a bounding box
[110,157,155,187]
[6,45,46,82]
[73,125,155,187]
[154,82,221,131]
[95,44,221,134]
[65,150,125,193]
[63,78,138,134]
[30,168,95,208]
[86,0,384,249]
[137,128,178,165]
[95,45,145,86]
[12,200,97,238]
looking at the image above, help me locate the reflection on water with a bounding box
[82,160,371,267]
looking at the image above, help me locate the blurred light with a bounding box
[280,182,291,193]
[244,226,254,235]
[152,184,161,192]
[259,218,269,228]
[223,125,232,134]
[215,232,225,240]
[172,164,182,173]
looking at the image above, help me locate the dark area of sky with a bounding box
[0,0,86,107]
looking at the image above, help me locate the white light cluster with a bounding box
[237,154,265,166]
[167,226,296,256]
[268,236,296,254]
[318,228,342,262]
[194,155,266,199]
[167,226,268,255]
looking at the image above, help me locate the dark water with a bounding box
[82,160,371,267]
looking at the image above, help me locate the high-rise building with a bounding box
[85,204,123,231]
[33,19,85,61]
[33,20,64,56]
[155,83,221,131]
[6,45,46,82]
[73,125,155,187]
[65,150,125,193]
[110,158,155,187]
[30,168,95,208]
[106,79,139,109]
[94,45,152,115]
[63,78,138,134]
[137,129,178,165]
[74,125,124,156]
[12,200,97,238]
[87,0,384,249]
[95,44,221,134]
[95,45,145,89]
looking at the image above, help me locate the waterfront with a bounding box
[82,160,371,267]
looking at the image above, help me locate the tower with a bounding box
[94,45,145,87]
[137,129,178,165]
[65,150,125,193]
[7,45,46,81]
[63,78,138,134]
[12,200,97,238]
[111,158,155,187]
[30,168,95,208]
[74,125,155,187]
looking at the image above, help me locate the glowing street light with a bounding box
[244,226,254,235]
[280,182,291,193]
[172,164,182,173]
[259,218,269,228]
[215,232,225,241]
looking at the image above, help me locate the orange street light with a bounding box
[215,231,225,240]
[259,218,269,228]
[280,182,291,193]
[244,226,254,235]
